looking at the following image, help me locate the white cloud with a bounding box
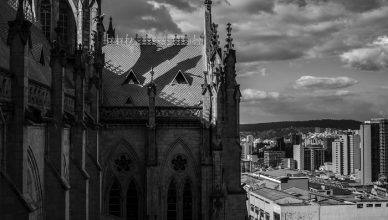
[340,36,388,71]
[241,89,280,101]
[293,76,358,90]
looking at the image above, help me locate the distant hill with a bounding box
[240,119,362,132]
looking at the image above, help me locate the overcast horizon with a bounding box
[103,0,388,124]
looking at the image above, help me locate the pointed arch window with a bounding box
[40,0,51,40]
[171,70,189,85]
[82,0,91,46]
[167,180,177,220]
[58,0,69,43]
[127,180,138,220]
[109,178,122,217]
[183,180,193,220]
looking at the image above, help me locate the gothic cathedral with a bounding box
[0,0,247,219]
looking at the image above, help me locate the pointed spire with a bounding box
[107,17,116,39]
[225,23,234,51]
[150,67,155,83]
[204,0,212,11]
[16,0,26,21]
[7,0,32,47]
[147,67,156,96]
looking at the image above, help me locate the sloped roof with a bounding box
[102,41,204,107]
[0,2,52,86]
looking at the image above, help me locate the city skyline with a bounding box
[103,0,388,123]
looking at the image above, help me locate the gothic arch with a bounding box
[126,178,142,220]
[182,179,193,220]
[102,139,143,218]
[27,147,44,220]
[161,137,200,180]
[166,178,178,220]
[107,177,122,217]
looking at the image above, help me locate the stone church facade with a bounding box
[0,0,247,220]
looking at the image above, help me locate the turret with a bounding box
[106,17,115,39]
[6,0,32,189]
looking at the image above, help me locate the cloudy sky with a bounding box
[102,0,388,124]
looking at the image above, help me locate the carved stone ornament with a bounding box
[171,155,187,171]
[114,154,132,172]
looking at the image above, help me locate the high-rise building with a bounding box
[323,137,335,162]
[264,151,286,168]
[359,119,388,184]
[304,146,325,171]
[332,133,360,175]
[242,135,254,159]
[291,133,302,145]
[332,141,343,174]
[372,118,388,180]
[276,137,286,151]
[293,145,304,170]
[281,158,296,169]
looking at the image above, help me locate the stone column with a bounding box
[146,75,157,219]
[70,47,89,220]
[45,41,70,220]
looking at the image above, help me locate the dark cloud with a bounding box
[279,0,386,12]
[332,0,386,12]
[241,0,275,14]
[155,0,199,12]
[102,0,181,36]
[240,88,384,123]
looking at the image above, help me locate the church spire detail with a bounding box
[225,23,234,52]
[107,17,115,39]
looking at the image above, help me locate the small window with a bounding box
[122,70,140,85]
[375,204,381,207]
[357,204,363,208]
[171,70,189,85]
[125,97,134,105]
[366,204,373,207]
[274,212,280,220]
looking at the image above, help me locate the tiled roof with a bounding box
[0,2,51,86]
[102,41,205,107]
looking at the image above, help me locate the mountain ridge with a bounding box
[240,119,362,132]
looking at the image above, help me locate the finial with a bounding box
[150,67,155,83]
[225,23,234,50]
[107,16,115,39]
[16,0,26,21]
[204,0,212,10]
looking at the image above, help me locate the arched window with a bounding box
[167,180,177,220]
[109,178,122,217]
[126,180,138,220]
[183,180,193,220]
[58,0,69,44]
[40,0,51,40]
[82,0,91,46]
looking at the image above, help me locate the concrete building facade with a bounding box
[248,187,388,220]
[264,151,286,168]
[293,144,304,170]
